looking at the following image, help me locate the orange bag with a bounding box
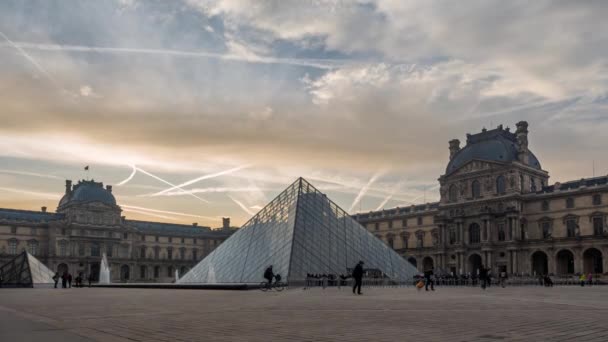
[416,281,424,289]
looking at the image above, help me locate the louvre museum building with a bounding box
[354,121,608,277]
[0,180,235,282]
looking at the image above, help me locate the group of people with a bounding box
[419,266,509,290]
[579,273,594,287]
[305,273,350,288]
[53,271,93,288]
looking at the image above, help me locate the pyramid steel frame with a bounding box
[179,178,417,285]
[0,251,55,288]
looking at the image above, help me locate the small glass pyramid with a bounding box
[178,178,418,285]
[0,251,55,288]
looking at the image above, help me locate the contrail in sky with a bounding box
[4,41,350,70]
[229,196,255,216]
[349,170,386,213]
[149,165,251,197]
[375,181,405,211]
[0,169,62,180]
[134,166,209,203]
[0,32,73,95]
[116,165,137,186]
[122,208,177,221]
[161,186,271,196]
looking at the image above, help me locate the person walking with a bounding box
[479,265,488,290]
[588,273,593,286]
[88,273,93,287]
[67,273,73,288]
[61,272,68,289]
[424,267,435,291]
[579,273,587,287]
[53,272,60,288]
[352,261,364,295]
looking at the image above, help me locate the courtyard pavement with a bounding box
[1,285,608,341]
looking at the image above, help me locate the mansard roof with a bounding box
[535,176,608,194]
[0,208,63,223]
[126,220,230,237]
[446,125,542,174]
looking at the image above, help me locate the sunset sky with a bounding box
[1,1,607,227]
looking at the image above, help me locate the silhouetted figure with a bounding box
[424,268,435,291]
[352,261,364,295]
[88,274,93,287]
[264,266,274,287]
[67,273,73,288]
[61,272,68,288]
[53,272,60,288]
[479,265,488,290]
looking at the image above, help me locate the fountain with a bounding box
[175,269,179,282]
[207,264,216,284]
[99,252,111,284]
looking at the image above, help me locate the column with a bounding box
[507,218,513,241]
[513,217,520,241]
[487,252,493,272]
[459,222,464,244]
[508,251,513,273]
[513,250,518,274]
[574,249,583,274]
[482,220,488,241]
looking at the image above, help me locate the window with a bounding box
[449,229,456,245]
[387,236,394,249]
[469,224,481,244]
[449,184,458,202]
[181,237,185,243]
[541,200,549,211]
[417,217,423,226]
[106,243,113,257]
[496,176,506,194]
[27,240,38,256]
[541,221,552,239]
[388,221,393,229]
[123,233,128,239]
[154,247,160,260]
[180,248,185,260]
[141,235,146,242]
[10,226,17,234]
[8,239,17,255]
[78,243,85,256]
[374,223,379,231]
[402,219,407,227]
[140,266,146,279]
[61,228,66,235]
[566,198,575,209]
[59,241,67,257]
[498,224,505,241]
[167,248,173,260]
[401,235,408,249]
[154,266,160,278]
[416,234,423,248]
[169,237,173,243]
[566,220,577,238]
[91,242,100,257]
[168,266,174,277]
[155,236,159,242]
[530,177,536,192]
[192,249,198,261]
[593,217,604,236]
[593,194,602,205]
[140,246,146,259]
[193,238,197,245]
[472,180,481,198]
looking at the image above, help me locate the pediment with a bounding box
[447,159,506,177]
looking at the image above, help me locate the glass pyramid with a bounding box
[178,178,418,285]
[0,251,55,288]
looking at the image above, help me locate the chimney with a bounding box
[65,180,72,194]
[222,217,230,229]
[449,139,461,160]
[192,222,198,227]
[41,206,47,213]
[516,121,529,165]
[106,185,112,193]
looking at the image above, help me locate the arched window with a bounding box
[566,219,577,238]
[469,223,481,244]
[496,176,506,194]
[472,180,481,198]
[449,184,458,202]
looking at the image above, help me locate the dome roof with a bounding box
[59,180,117,207]
[446,126,541,174]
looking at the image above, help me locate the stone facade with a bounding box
[354,122,608,277]
[0,180,236,282]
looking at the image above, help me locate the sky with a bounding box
[1,0,607,227]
